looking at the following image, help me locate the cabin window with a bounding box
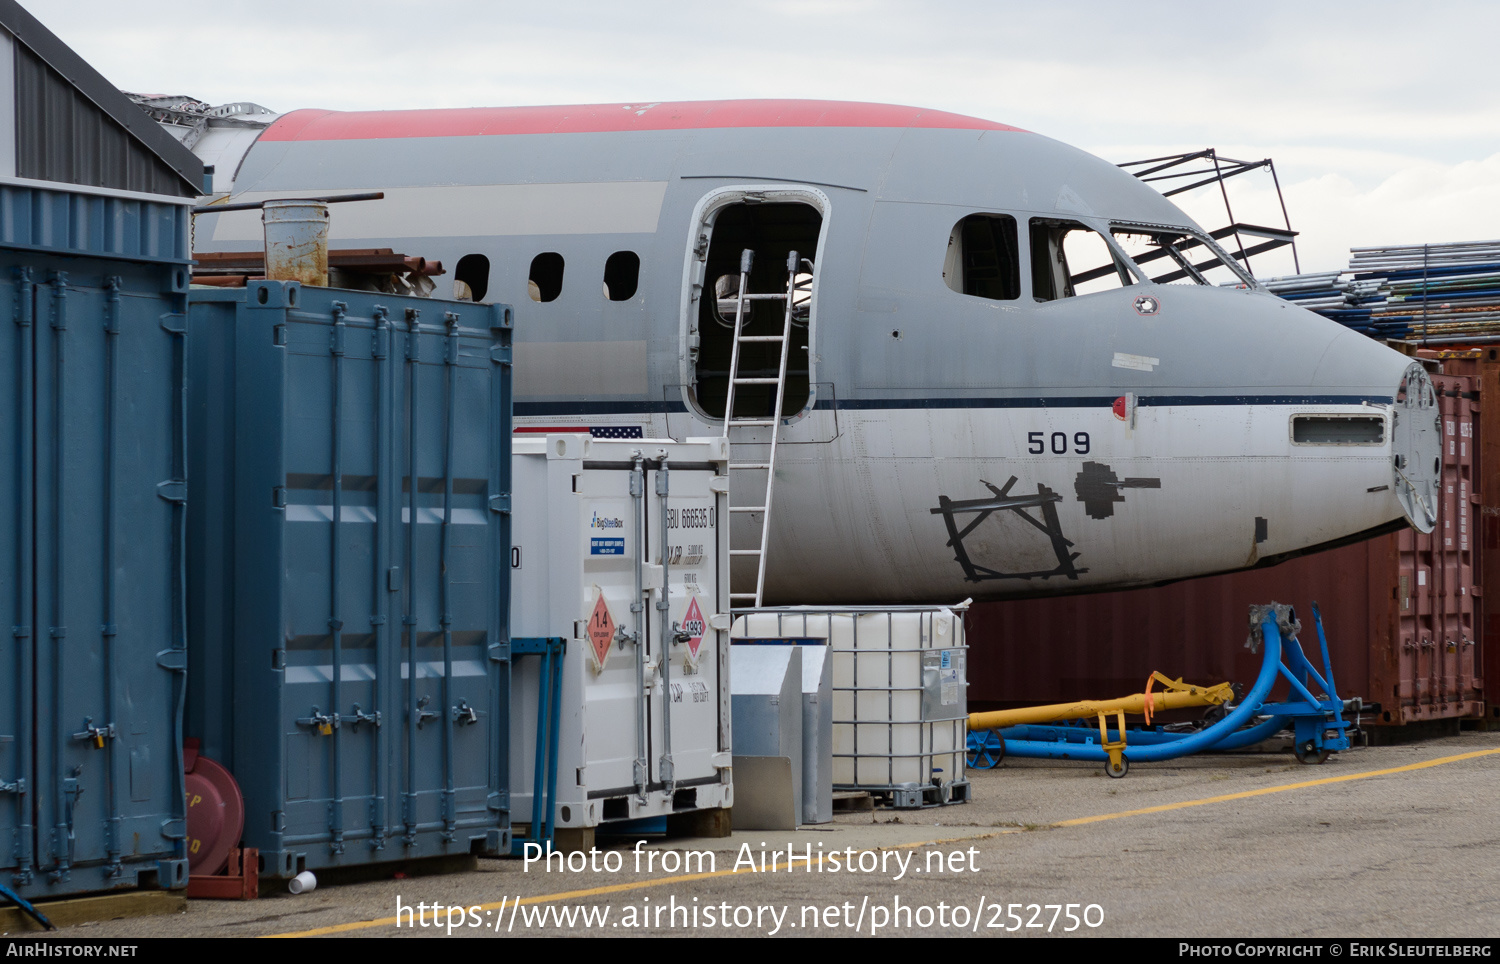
[529,252,564,302]
[603,251,640,301]
[1030,218,1138,300]
[713,273,749,326]
[1110,225,1255,287]
[944,214,1020,300]
[454,253,489,301]
[692,199,821,420]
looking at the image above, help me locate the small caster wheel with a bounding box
[1106,758,1129,779]
[1295,740,1331,765]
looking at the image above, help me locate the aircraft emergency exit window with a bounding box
[1030,218,1138,301]
[1110,226,1255,287]
[529,252,564,302]
[944,214,1020,300]
[1291,415,1384,445]
[603,251,640,301]
[454,253,489,301]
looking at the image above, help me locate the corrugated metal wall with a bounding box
[13,43,185,197]
[1465,351,1500,723]
[0,181,189,262]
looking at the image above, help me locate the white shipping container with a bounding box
[511,435,733,836]
[733,606,969,807]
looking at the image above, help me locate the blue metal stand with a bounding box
[967,603,1353,777]
[0,881,55,931]
[509,637,565,857]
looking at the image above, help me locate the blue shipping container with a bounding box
[0,184,193,899]
[186,280,513,876]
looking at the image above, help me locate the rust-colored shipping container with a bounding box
[1463,350,1500,721]
[967,361,1485,726]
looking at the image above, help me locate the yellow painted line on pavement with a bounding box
[267,747,1500,938]
[1055,747,1500,827]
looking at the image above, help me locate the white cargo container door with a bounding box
[645,463,724,790]
[574,467,647,795]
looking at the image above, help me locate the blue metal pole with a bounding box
[544,641,563,845]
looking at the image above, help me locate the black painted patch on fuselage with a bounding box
[1074,461,1161,519]
[931,477,1086,582]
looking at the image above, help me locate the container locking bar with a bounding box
[630,452,648,802]
[656,453,675,792]
[296,708,338,736]
[69,717,117,749]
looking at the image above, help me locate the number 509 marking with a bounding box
[1027,431,1090,455]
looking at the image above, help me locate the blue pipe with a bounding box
[996,711,1292,752]
[1002,613,1286,764]
[1000,724,1187,746]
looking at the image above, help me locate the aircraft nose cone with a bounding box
[1391,363,1442,533]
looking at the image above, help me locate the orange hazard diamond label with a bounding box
[587,594,616,669]
[681,596,706,660]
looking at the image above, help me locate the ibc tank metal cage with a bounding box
[733,605,970,809]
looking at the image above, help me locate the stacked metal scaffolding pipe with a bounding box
[1260,239,1500,344]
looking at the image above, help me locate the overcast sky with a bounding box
[22,0,1500,274]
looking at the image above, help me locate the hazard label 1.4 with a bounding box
[681,596,705,660]
[588,593,615,668]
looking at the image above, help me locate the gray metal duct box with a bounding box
[730,645,802,829]
[799,645,833,824]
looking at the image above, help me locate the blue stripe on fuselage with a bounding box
[515,394,1392,417]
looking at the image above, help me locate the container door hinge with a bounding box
[490,344,511,365]
[273,486,287,509]
[159,818,187,840]
[487,790,508,812]
[156,479,187,504]
[0,777,23,794]
[158,313,187,335]
[489,493,510,514]
[156,649,187,672]
[488,642,510,663]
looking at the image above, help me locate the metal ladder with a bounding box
[721,248,806,608]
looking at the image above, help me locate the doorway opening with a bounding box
[692,198,822,420]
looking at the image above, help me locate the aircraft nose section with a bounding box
[1391,363,1442,533]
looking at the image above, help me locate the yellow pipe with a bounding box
[967,679,1233,732]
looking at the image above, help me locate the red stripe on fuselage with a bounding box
[260,99,1026,141]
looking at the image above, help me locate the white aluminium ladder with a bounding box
[720,248,806,608]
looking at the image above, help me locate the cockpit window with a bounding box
[1029,218,1138,301]
[1109,224,1256,287]
[945,214,1020,300]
